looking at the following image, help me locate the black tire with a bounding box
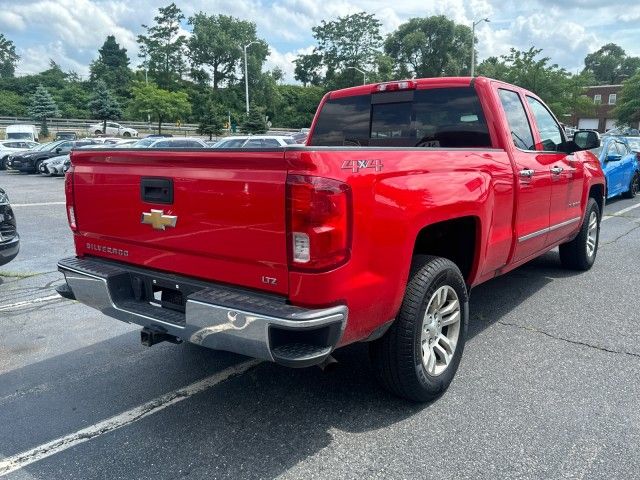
[34,160,43,175]
[559,197,600,270]
[0,156,6,170]
[622,174,639,199]
[369,255,469,402]
[94,130,102,135]
[123,131,131,138]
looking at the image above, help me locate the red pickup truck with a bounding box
[58,77,605,401]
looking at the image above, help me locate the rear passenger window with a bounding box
[526,96,564,151]
[244,139,263,148]
[262,139,281,147]
[311,87,490,148]
[498,89,535,150]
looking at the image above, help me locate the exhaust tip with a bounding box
[317,355,338,372]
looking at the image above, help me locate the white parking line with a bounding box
[603,202,640,221]
[0,359,260,476]
[0,295,61,312]
[11,202,65,207]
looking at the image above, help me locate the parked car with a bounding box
[212,135,296,148]
[39,154,69,176]
[8,140,96,173]
[89,122,138,137]
[604,126,640,137]
[591,136,639,199]
[0,188,19,266]
[137,137,209,149]
[0,140,40,170]
[58,76,605,402]
[5,124,38,142]
[54,131,77,141]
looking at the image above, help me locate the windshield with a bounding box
[42,141,65,152]
[625,137,640,152]
[310,87,491,148]
[7,132,33,140]
[133,138,156,148]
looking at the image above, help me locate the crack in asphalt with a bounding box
[600,223,640,247]
[497,320,640,359]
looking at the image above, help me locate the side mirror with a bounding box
[55,147,62,153]
[573,130,600,150]
[606,153,622,163]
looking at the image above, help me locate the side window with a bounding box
[526,96,564,151]
[59,142,73,153]
[616,142,628,155]
[244,139,263,148]
[498,89,535,150]
[262,139,281,147]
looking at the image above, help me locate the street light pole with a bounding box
[244,41,259,114]
[346,66,367,85]
[471,18,490,77]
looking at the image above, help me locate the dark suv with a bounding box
[0,188,19,266]
[8,140,95,173]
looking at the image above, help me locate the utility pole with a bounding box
[244,41,259,114]
[346,66,367,85]
[471,18,490,77]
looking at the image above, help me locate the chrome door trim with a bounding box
[518,216,582,243]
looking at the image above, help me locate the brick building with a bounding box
[570,84,625,133]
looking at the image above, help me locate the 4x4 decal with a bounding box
[341,159,383,173]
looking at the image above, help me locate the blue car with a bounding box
[591,136,639,199]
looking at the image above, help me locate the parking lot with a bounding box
[1,169,639,479]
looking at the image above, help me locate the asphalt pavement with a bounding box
[1,169,639,479]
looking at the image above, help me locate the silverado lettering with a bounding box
[58,77,605,401]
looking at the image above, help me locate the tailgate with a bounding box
[70,149,289,294]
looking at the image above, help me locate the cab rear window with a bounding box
[310,87,491,148]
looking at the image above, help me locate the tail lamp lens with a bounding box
[286,175,352,271]
[65,167,77,231]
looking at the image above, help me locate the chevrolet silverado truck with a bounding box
[57,77,605,401]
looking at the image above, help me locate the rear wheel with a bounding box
[369,255,468,402]
[0,156,7,170]
[123,131,131,138]
[34,160,43,175]
[559,197,600,270]
[94,130,102,135]
[622,174,639,199]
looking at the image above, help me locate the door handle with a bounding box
[519,169,534,178]
[551,166,564,175]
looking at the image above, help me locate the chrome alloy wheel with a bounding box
[420,285,461,376]
[586,211,598,259]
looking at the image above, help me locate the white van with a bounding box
[5,125,39,142]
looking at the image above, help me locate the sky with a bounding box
[0,0,639,83]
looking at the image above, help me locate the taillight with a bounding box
[65,166,77,231]
[286,175,352,272]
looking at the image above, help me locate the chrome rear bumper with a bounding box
[58,257,346,367]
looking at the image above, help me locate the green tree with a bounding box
[614,72,640,127]
[293,53,324,86]
[0,34,19,78]
[584,43,632,85]
[137,3,187,89]
[240,107,267,134]
[274,85,324,128]
[90,35,133,96]
[197,100,225,139]
[88,80,123,134]
[28,85,60,137]
[309,12,382,88]
[188,13,267,90]
[384,16,472,78]
[129,82,191,134]
[0,90,27,116]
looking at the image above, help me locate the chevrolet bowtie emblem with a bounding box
[141,209,177,230]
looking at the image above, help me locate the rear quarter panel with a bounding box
[286,147,514,344]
